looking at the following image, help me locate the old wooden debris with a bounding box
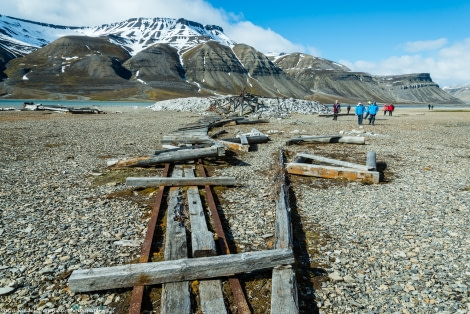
[366,150,377,171]
[184,167,225,312]
[222,135,270,144]
[218,140,249,152]
[286,135,365,145]
[68,249,294,292]
[126,176,236,187]
[184,167,217,258]
[286,162,380,183]
[151,143,212,155]
[107,145,225,168]
[271,265,299,314]
[271,149,299,314]
[161,134,213,145]
[162,166,191,313]
[296,152,372,171]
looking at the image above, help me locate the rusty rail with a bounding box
[129,163,171,314]
[198,161,251,313]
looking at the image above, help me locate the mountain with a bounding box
[443,84,470,104]
[0,14,463,103]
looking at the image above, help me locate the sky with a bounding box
[2,0,470,87]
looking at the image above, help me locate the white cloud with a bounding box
[402,38,448,52]
[342,38,470,87]
[225,21,303,54]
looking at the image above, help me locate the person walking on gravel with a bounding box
[355,102,365,125]
[368,101,379,125]
[332,100,341,120]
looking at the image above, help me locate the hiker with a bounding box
[355,102,365,125]
[428,104,431,110]
[368,101,379,125]
[347,104,351,115]
[383,104,388,115]
[388,103,394,116]
[332,100,341,120]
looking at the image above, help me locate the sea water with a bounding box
[0,99,154,109]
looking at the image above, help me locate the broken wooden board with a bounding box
[286,162,380,183]
[126,176,236,187]
[218,140,249,152]
[68,249,294,292]
[296,152,372,171]
[286,135,365,145]
[161,134,213,145]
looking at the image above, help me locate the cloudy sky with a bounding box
[2,0,470,87]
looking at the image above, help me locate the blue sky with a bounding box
[2,0,470,87]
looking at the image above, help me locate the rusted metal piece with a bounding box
[198,161,251,314]
[129,163,171,314]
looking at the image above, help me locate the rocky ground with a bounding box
[0,105,469,313]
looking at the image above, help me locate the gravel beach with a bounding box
[0,105,469,313]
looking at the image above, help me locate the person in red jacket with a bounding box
[388,104,395,116]
[383,104,388,116]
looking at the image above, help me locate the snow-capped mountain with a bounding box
[0,14,235,57]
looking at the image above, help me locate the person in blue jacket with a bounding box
[368,101,379,125]
[355,102,365,125]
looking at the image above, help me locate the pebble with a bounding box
[1,105,469,312]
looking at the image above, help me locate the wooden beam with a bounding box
[184,167,217,258]
[366,151,377,171]
[68,249,294,292]
[162,166,190,313]
[296,152,372,171]
[286,162,380,183]
[184,167,226,313]
[286,135,365,145]
[161,134,213,145]
[108,145,225,168]
[271,265,299,314]
[126,176,236,187]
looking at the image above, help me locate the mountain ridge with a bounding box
[0,15,464,104]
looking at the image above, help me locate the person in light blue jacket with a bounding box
[355,102,365,125]
[368,101,379,125]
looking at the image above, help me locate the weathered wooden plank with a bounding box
[296,152,372,171]
[271,265,299,314]
[108,145,225,168]
[238,134,248,145]
[274,184,292,250]
[199,280,227,314]
[151,143,212,156]
[184,167,217,258]
[162,166,190,313]
[286,135,365,145]
[183,167,225,312]
[286,162,380,183]
[126,176,237,187]
[68,249,294,292]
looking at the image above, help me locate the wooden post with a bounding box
[366,151,377,171]
[68,249,295,292]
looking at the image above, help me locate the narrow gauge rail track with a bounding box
[128,160,251,313]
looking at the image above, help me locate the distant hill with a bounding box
[0,14,463,104]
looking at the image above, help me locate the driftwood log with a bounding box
[68,249,295,292]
